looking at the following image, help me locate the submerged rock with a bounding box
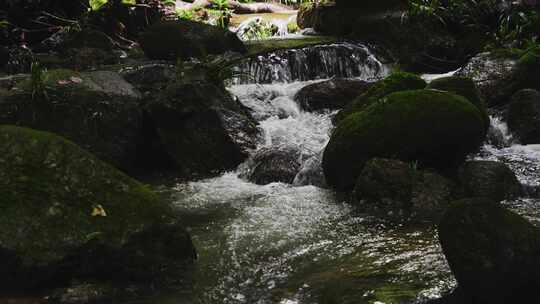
[0,125,196,292]
[323,89,485,190]
[334,72,426,124]
[439,199,540,304]
[294,78,372,112]
[140,20,247,60]
[241,147,301,185]
[149,81,260,178]
[353,158,454,221]
[507,89,540,144]
[457,161,522,202]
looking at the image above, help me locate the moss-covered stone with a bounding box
[507,89,540,144]
[140,20,247,60]
[334,72,427,124]
[427,76,490,132]
[457,161,522,202]
[353,158,454,221]
[323,89,485,190]
[0,125,196,291]
[439,199,540,304]
[0,69,144,174]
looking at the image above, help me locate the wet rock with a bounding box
[323,89,485,190]
[0,69,144,174]
[455,52,517,106]
[242,147,301,185]
[427,76,489,132]
[294,78,372,112]
[353,158,454,221]
[439,199,540,304]
[0,125,196,292]
[457,161,522,202]
[140,20,247,60]
[148,81,260,179]
[334,72,426,124]
[507,89,540,144]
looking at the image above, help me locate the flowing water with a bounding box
[144,42,540,304]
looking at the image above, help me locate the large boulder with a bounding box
[507,89,540,144]
[0,69,145,174]
[353,158,454,221]
[439,199,540,304]
[241,148,301,185]
[334,72,426,124]
[457,161,522,202]
[294,78,372,112]
[427,76,489,132]
[0,125,196,292]
[323,89,485,190]
[140,20,247,60]
[148,81,260,178]
[455,52,518,106]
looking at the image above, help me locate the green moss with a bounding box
[323,89,485,190]
[427,76,490,132]
[334,71,427,123]
[245,36,338,56]
[0,125,172,266]
[515,45,540,90]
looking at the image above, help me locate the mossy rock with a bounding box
[439,198,540,304]
[323,89,485,190]
[427,76,490,132]
[140,20,247,60]
[353,158,454,221]
[507,89,540,144]
[0,125,196,291]
[334,72,427,124]
[0,69,144,174]
[457,161,522,202]
[294,78,372,112]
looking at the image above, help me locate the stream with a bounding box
[142,40,540,304]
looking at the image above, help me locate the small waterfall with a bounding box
[233,42,390,84]
[486,115,515,148]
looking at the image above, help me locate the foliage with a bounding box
[29,62,50,101]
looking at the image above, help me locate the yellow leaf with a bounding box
[91,204,107,217]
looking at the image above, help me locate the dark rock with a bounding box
[140,20,247,60]
[120,63,176,92]
[0,125,196,292]
[455,52,518,106]
[0,69,145,174]
[323,89,485,190]
[507,89,540,144]
[49,283,115,304]
[148,81,260,178]
[457,161,522,202]
[242,147,301,185]
[439,199,540,304]
[294,78,372,112]
[353,158,454,221]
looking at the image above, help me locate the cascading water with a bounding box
[146,45,460,304]
[147,41,540,304]
[233,42,389,84]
